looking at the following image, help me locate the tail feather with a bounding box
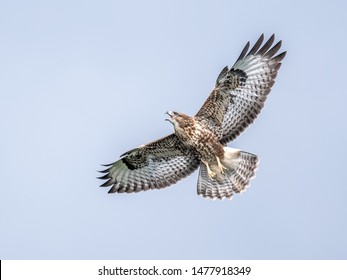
[197,148,259,200]
[198,164,234,199]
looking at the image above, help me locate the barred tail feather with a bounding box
[197,148,259,200]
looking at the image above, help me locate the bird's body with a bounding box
[167,112,224,164]
[99,34,286,200]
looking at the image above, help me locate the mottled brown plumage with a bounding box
[99,34,286,200]
[165,111,225,179]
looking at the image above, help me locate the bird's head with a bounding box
[166,110,189,126]
[165,111,180,125]
[165,111,193,133]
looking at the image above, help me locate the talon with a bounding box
[216,156,227,174]
[208,170,216,180]
[202,160,216,180]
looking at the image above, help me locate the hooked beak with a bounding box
[165,111,174,123]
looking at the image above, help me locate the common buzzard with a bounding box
[99,34,286,200]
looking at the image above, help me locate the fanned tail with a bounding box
[197,148,259,200]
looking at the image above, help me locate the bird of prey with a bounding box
[99,34,286,200]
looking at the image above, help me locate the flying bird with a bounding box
[99,34,286,200]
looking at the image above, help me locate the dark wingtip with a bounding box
[236,41,250,61]
[100,178,114,187]
[108,185,118,193]
[248,34,264,56]
[98,167,111,173]
[257,34,275,56]
[97,174,109,180]
[268,34,275,43]
[273,51,287,61]
[264,40,282,58]
[258,33,265,42]
[216,66,229,84]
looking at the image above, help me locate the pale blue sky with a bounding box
[1,0,346,259]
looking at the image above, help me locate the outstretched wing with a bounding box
[195,34,286,144]
[98,134,199,193]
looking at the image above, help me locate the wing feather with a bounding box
[99,134,199,194]
[236,41,250,61]
[195,34,286,144]
[256,34,274,55]
[247,33,264,55]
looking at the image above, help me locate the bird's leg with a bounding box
[202,160,216,180]
[216,156,227,174]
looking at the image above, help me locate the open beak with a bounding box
[165,111,174,123]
